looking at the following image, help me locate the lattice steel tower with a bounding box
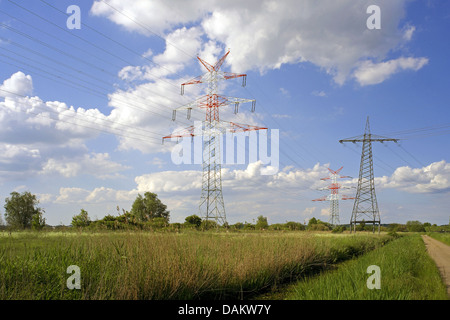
[312,167,354,229]
[163,51,266,226]
[339,117,398,233]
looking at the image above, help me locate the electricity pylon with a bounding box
[312,166,354,229]
[163,51,267,226]
[339,117,398,233]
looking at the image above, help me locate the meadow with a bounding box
[0,230,392,300]
[427,232,450,246]
[286,234,448,300]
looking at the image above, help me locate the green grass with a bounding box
[0,230,391,300]
[427,232,450,246]
[287,234,448,300]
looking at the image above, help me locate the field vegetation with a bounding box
[287,234,447,300]
[0,230,392,300]
[427,232,450,246]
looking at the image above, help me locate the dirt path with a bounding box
[422,235,450,297]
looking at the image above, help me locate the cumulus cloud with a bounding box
[92,0,425,85]
[41,153,130,179]
[378,160,450,194]
[0,71,33,97]
[353,56,429,86]
[0,72,134,180]
[55,187,138,204]
[134,161,330,194]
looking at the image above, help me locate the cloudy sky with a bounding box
[0,0,449,226]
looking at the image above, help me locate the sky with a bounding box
[0,0,449,226]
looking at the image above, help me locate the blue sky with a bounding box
[0,0,449,226]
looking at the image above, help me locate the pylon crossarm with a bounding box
[328,166,343,175]
[212,51,230,71]
[162,125,195,141]
[340,138,399,143]
[227,121,267,133]
[181,75,204,89]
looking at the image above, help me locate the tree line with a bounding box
[1,191,449,233]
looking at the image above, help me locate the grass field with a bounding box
[286,234,448,300]
[0,230,391,300]
[427,232,450,246]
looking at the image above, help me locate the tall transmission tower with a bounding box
[312,166,354,229]
[339,117,398,233]
[163,51,267,226]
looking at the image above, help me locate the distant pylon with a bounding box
[312,166,354,228]
[163,51,267,226]
[339,117,398,233]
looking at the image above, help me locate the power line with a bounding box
[0,28,204,125]
[0,13,205,120]
[7,0,187,93]
[39,0,188,80]
[0,88,163,144]
[396,143,426,168]
[95,0,198,60]
[0,51,195,132]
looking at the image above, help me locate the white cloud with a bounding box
[403,25,416,41]
[91,0,421,85]
[378,160,450,194]
[134,161,330,194]
[0,71,33,97]
[320,208,330,217]
[41,153,129,179]
[353,56,429,86]
[55,187,138,204]
[302,207,317,216]
[135,169,202,193]
[0,72,141,180]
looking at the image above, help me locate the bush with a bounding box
[285,221,305,231]
[145,217,169,230]
[332,225,346,233]
[200,220,218,230]
[185,215,202,228]
[309,223,330,231]
[406,221,425,232]
[71,209,91,228]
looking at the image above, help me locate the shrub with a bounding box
[71,209,91,228]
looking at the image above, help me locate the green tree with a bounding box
[255,215,269,230]
[185,214,202,227]
[285,221,305,231]
[31,210,46,230]
[4,191,44,229]
[307,217,318,226]
[406,220,425,232]
[71,209,91,228]
[130,192,170,222]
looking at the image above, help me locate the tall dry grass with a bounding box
[0,230,391,299]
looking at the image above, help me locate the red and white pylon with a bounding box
[312,166,355,228]
[163,51,267,226]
